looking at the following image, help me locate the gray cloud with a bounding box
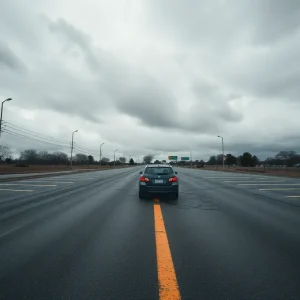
[0,43,26,71]
[192,81,243,122]
[245,0,300,44]
[146,0,300,102]
[49,18,101,72]
[1,1,300,161]
[147,0,300,45]
[117,91,178,129]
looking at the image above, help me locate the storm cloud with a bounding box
[0,0,299,161]
[0,43,26,71]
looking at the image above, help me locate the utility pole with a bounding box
[114,149,118,167]
[217,135,225,169]
[70,130,78,169]
[0,98,12,138]
[188,148,192,168]
[99,143,105,166]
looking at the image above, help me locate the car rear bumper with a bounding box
[139,184,178,194]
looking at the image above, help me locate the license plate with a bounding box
[155,179,164,184]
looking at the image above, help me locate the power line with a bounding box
[73,147,98,156]
[1,121,70,145]
[4,125,70,145]
[2,120,104,156]
[73,147,98,155]
[73,143,99,153]
[2,129,71,149]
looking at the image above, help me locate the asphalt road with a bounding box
[0,170,89,179]
[1,167,300,299]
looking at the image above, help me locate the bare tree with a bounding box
[38,151,49,163]
[88,155,94,164]
[143,154,154,164]
[119,157,126,164]
[75,153,88,164]
[51,152,69,164]
[0,145,12,162]
[20,149,39,164]
[101,157,110,165]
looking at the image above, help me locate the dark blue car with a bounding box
[139,164,179,199]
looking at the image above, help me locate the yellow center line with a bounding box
[153,200,181,300]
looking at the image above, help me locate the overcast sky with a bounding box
[1,0,300,161]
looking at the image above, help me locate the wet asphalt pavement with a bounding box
[0,167,300,299]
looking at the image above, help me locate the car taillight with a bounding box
[140,176,150,182]
[169,176,178,182]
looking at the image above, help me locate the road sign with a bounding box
[168,156,178,160]
[181,157,190,161]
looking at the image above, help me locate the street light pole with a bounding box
[70,130,78,169]
[114,149,118,167]
[217,135,225,169]
[188,148,192,168]
[0,98,12,138]
[99,143,105,166]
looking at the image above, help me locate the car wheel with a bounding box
[173,192,178,200]
[139,191,144,199]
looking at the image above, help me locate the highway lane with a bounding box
[1,167,300,299]
[0,170,76,179]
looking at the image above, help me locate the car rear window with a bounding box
[145,167,174,175]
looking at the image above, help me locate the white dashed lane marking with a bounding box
[19,181,73,184]
[209,174,300,201]
[0,184,56,187]
[0,189,34,192]
[224,180,285,183]
[238,183,300,186]
[259,188,300,191]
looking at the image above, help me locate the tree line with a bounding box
[206,150,300,167]
[2,147,299,167]
[142,151,300,168]
[0,146,136,166]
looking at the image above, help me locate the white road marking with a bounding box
[224,180,284,183]
[50,176,98,180]
[238,183,300,186]
[207,177,261,179]
[50,177,81,180]
[207,176,286,180]
[0,183,56,187]
[259,188,300,191]
[0,188,34,192]
[21,181,73,184]
[0,223,26,239]
[286,196,300,198]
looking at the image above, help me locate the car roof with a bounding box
[146,164,172,168]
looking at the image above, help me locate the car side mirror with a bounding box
[175,172,178,174]
[140,171,143,174]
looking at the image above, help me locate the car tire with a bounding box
[173,192,179,200]
[139,191,144,199]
